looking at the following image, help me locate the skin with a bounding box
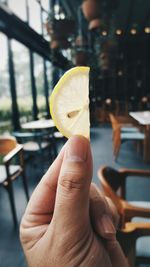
[20,136,129,267]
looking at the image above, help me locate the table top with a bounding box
[130,111,150,125]
[22,119,55,130]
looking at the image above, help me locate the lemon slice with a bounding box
[50,66,90,139]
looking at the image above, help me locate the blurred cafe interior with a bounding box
[0,0,150,267]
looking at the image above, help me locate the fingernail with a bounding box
[100,214,116,235]
[66,136,88,162]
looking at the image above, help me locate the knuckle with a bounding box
[19,216,29,244]
[59,171,85,192]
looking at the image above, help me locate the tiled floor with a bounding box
[0,125,149,267]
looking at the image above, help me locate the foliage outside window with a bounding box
[12,39,33,123]
[0,33,12,134]
[34,53,46,118]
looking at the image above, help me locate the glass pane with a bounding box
[0,0,7,4]
[0,33,12,134]
[43,10,49,39]
[41,0,49,12]
[34,53,46,118]
[11,39,32,123]
[29,0,42,34]
[8,0,27,21]
[46,60,53,93]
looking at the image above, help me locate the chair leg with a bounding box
[22,171,29,201]
[136,140,143,156]
[115,144,120,161]
[113,140,120,161]
[52,140,58,159]
[6,183,18,226]
[117,231,136,267]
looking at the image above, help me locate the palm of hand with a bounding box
[22,215,111,267]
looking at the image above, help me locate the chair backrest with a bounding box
[0,136,17,156]
[109,113,121,131]
[99,166,150,267]
[109,113,121,151]
[110,113,138,129]
[98,166,125,215]
[12,131,50,151]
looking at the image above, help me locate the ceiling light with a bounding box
[118,70,123,76]
[105,98,112,105]
[54,4,60,13]
[102,31,107,36]
[60,13,65,19]
[130,28,137,35]
[141,96,148,103]
[116,29,122,35]
[144,27,150,34]
[55,14,60,20]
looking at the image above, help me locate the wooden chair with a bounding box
[0,136,29,226]
[13,131,56,163]
[115,100,129,117]
[111,114,140,132]
[98,166,150,267]
[109,113,145,160]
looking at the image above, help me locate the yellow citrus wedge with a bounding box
[50,66,90,139]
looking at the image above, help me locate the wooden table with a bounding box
[22,119,55,130]
[21,119,57,158]
[130,111,150,162]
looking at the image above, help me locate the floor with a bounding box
[0,125,150,267]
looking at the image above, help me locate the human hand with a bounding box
[20,136,128,267]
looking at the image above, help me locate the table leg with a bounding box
[144,126,150,162]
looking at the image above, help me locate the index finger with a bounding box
[22,144,66,227]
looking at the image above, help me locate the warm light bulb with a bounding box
[144,27,150,34]
[142,97,148,103]
[60,13,65,19]
[131,28,137,35]
[102,31,107,36]
[105,98,111,104]
[55,14,60,20]
[54,4,60,13]
[118,70,123,76]
[116,29,122,35]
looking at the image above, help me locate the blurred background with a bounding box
[0,0,150,131]
[0,1,150,267]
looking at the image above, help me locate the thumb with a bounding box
[52,135,92,228]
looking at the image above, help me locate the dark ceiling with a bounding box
[60,0,150,34]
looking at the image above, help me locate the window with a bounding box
[8,0,27,21]
[29,0,42,34]
[11,39,32,122]
[41,0,49,12]
[0,33,12,134]
[34,53,46,118]
[42,10,50,40]
[46,60,53,93]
